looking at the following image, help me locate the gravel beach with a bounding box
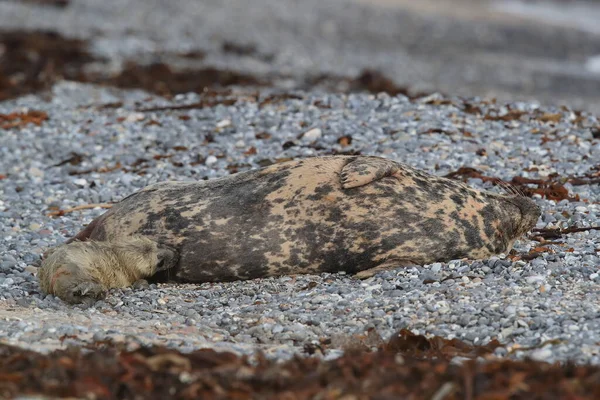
[0,0,599,378]
[1,81,599,365]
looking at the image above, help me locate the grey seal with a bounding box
[38,155,540,304]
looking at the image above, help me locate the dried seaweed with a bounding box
[104,63,263,98]
[221,41,274,62]
[444,167,588,202]
[0,31,96,101]
[530,226,600,241]
[305,69,431,99]
[52,152,85,167]
[15,0,69,7]
[384,329,501,360]
[138,99,237,112]
[1,331,599,400]
[0,110,48,129]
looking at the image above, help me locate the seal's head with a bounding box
[38,237,177,304]
[38,242,108,305]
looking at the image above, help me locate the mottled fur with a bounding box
[39,156,540,304]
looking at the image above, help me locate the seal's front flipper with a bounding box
[156,243,179,272]
[340,157,402,189]
[64,280,106,306]
[354,259,412,279]
[132,279,150,290]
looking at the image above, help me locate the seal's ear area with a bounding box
[340,157,401,189]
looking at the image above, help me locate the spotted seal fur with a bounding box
[39,155,540,304]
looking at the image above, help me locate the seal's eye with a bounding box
[72,290,82,297]
[156,259,165,269]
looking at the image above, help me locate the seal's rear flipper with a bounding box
[354,259,414,279]
[340,157,402,189]
[156,243,179,272]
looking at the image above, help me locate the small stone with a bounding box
[216,119,232,128]
[0,261,16,271]
[530,348,553,362]
[29,223,41,231]
[301,128,322,141]
[517,319,528,328]
[24,265,38,275]
[125,112,145,122]
[2,254,17,263]
[500,327,514,338]
[29,167,44,177]
[1,278,15,287]
[73,178,88,187]
[504,305,517,316]
[525,275,545,284]
[16,297,32,307]
[205,156,218,166]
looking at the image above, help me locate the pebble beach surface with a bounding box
[1,81,599,364]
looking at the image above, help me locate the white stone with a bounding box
[73,178,88,187]
[216,119,232,128]
[586,55,600,73]
[24,265,38,275]
[302,128,322,141]
[205,155,218,166]
[29,167,44,178]
[125,112,145,122]
[525,275,545,284]
[530,348,553,362]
